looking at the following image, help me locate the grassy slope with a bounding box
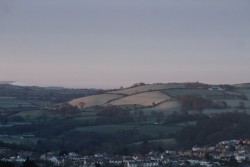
[108,91,171,106]
[109,83,187,95]
[67,84,250,117]
[68,94,124,108]
[142,101,181,115]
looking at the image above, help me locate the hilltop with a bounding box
[0,81,33,87]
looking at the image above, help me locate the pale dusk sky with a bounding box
[0,0,250,88]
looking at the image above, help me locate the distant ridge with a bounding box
[0,81,76,89]
[0,81,33,87]
[0,81,14,84]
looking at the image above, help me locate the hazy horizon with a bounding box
[1,0,250,88]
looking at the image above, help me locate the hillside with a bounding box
[109,83,187,95]
[0,84,100,116]
[68,94,125,108]
[0,82,250,154]
[107,91,171,106]
[67,82,250,116]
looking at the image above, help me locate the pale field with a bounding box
[68,94,124,108]
[108,91,170,106]
[153,101,180,111]
[142,101,180,115]
[109,83,186,95]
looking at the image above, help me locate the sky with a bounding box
[0,0,250,88]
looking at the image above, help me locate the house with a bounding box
[235,155,246,162]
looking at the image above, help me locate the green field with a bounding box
[0,135,42,145]
[75,123,181,137]
[136,124,181,137]
[76,124,138,133]
[12,110,52,120]
[0,97,35,108]
[202,108,250,115]
[131,138,176,146]
[162,89,224,98]
[72,110,102,120]
[234,88,250,99]
[141,101,180,116]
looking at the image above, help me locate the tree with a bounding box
[0,160,15,167]
[238,101,245,109]
[95,163,101,167]
[152,102,156,106]
[0,116,8,125]
[228,156,238,167]
[21,157,39,167]
[79,102,85,109]
[138,110,146,122]
[175,112,250,147]
[178,96,213,112]
[156,111,164,123]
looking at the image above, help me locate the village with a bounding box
[1,138,250,167]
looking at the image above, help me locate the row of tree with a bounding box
[0,158,38,167]
[176,111,250,148]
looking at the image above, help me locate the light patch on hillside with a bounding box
[110,83,186,95]
[143,101,180,114]
[68,94,124,108]
[10,81,33,87]
[109,91,170,106]
[154,101,180,111]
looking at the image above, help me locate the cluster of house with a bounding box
[162,139,250,166]
[1,139,250,167]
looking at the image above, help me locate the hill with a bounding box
[69,94,125,108]
[0,82,250,154]
[109,83,187,95]
[67,82,250,115]
[107,91,171,106]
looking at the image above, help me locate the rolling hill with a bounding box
[1,82,250,154]
[67,82,250,116]
[107,91,171,106]
[68,93,125,108]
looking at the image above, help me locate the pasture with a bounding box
[162,89,224,98]
[68,93,124,108]
[109,91,170,106]
[141,101,180,115]
[109,83,187,95]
